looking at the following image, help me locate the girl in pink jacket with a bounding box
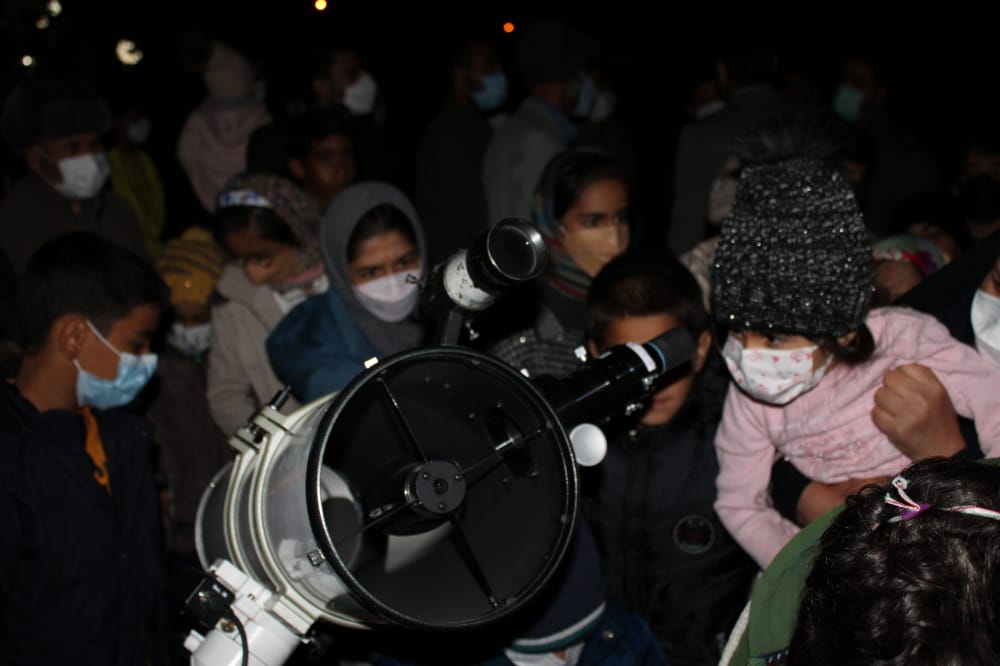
[709,150,1000,570]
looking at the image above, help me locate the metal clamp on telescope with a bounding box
[420,218,547,345]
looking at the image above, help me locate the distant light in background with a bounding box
[315,0,328,10]
[115,39,143,66]
[21,55,34,68]
[503,22,515,33]
[46,0,62,16]
[35,15,50,29]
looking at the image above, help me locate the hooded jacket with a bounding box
[266,182,427,403]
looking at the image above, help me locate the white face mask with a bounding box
[127,117,151,145]
[353,269,421,322]
[589,89,616,123]
[42,151,111,199]
[972,289,1000,368]
[168,322,212,356]
[343,71,378,116]
[722,334,831,405]
[504,643,584,666]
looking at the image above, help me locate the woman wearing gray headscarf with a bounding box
[266,181,428,402]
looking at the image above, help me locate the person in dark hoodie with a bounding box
[266,181,427,403]
[0,233,169,665]
[580,253,756,666]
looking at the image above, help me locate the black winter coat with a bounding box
[581,391,756,666]
[0,381,169,666]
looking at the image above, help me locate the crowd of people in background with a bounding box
[1,12,1000,666]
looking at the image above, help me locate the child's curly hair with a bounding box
[789,457,1000,665]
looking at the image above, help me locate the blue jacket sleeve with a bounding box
[266,290,379,403]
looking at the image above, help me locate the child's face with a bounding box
[557,178,629,278]
[347,230,420,286]
[596,314,710,427]
[75,304,161,379]
[734,331,830,372]
[223,229,303,287]
[294,134,356,208]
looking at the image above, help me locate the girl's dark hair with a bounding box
[550,149,628,221]
[216,206,299,249]
[346,203,416,263]
[815,322,875,366]
[789,457,1000,665]
[586,253,708,351]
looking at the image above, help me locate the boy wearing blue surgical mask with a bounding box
[0,232,170,665]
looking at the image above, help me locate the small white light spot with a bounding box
[115,39,143,66]
[363,357,379,369]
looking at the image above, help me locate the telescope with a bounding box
[419,217,547,345]
[183,221,695,665]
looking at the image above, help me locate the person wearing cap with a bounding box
[147,227,231,556]
[481,18,600,225]
[709,122,1000,570]
[207,172,327,435]
[0,76,148,274]
[768,228,1000,532]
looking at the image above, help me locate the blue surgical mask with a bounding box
[571,75,596,119]
[472,72,508,112]
[833,84,864,124]
[75,320,158,409]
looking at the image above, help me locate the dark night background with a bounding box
[1,0,996,246]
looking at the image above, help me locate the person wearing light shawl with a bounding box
[487,148,631,379]
[206,172,328,435]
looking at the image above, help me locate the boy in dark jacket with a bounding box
[581,254,756,666]
[0,232,170,665]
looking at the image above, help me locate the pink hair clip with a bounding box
[883,475,1000,525]
[885,476,929,523]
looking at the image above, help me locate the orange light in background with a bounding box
[315,0,327,10]
[502,22,515,33]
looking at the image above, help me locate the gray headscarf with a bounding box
[321,181,427,355]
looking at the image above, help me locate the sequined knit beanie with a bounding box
[711,157,874,338]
